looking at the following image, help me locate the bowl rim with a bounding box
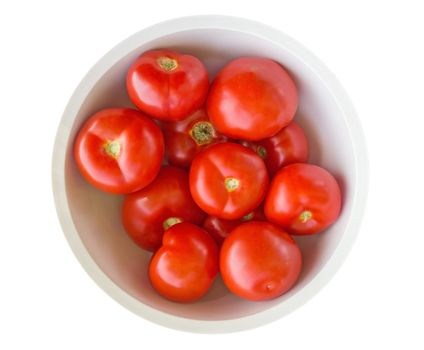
[52,15,369,333]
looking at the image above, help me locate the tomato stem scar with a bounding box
[189,121,215,145]
[104,140,121,159]
[225,177,240,192]
[242,212,254,221]
[157,56,178,71]
[163,217,183,231]
[256,146,267,158]
[299,210,313,223]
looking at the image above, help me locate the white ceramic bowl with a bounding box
[52,16,368,333]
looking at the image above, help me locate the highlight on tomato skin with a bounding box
[126,49,209,121]
[189,142,269,220]
[264,163,342,235]
[149,222,219,303]
[73,108,164,194]
[240,121,309,176]
[121,166,206,252]
[161,107,227,168]
[220,221,302,301]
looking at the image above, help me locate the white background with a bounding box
[1,0,423,348]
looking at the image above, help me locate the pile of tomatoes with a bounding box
[74,49,342,303]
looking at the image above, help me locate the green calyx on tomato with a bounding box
[163,217,183,231]
[189,121,215,145]
[299,210,312,223]
[224,177,240,192]
[103,140,121,159]
[256,145,267,159]
[156,56,178,71]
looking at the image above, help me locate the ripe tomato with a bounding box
[207,57,298,140]
[127,49,209,121]
[189,142,269,220]
[265,163,342,235]
[240,121,308,176]
[74,108,164,194]
[149,222,219,303]
[220,221,302,301]
[161,108,227,168]
[203,206,266,246]
[122,166,206,251]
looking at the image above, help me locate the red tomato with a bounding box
[265,163,342,235]
[240,121,308,176]
[149,222,219,302]
[74,108,164,194]
[203,206,266,246]
[127,50,209,121]
[189,142,269,220]
[220,221,302,301]
[207,57,298,140]
[161,108,227,168]
[122,166,206,251]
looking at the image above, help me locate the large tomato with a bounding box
[220,221,302,301]
[189,142,269,220]
[240,121,308,176]
[161,108,227,168]
[203,206,266,246]
[207,57,298,140]
[127,49,209,121]
[122,166,206,251]
[265,163,342,235]
[149,222,219,302]
[74,108,164,194]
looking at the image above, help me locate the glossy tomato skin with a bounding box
[241,121,308,176]
[265,163,342,235]
[122,166,206,251]
[127,50,209,121]
[203,207,266,246]
[189,142,269,220]
[161,108,227,168]
[149,222,219,303]
[207,57,298,141]
[74,108,164,194]
[220,221,302,301]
